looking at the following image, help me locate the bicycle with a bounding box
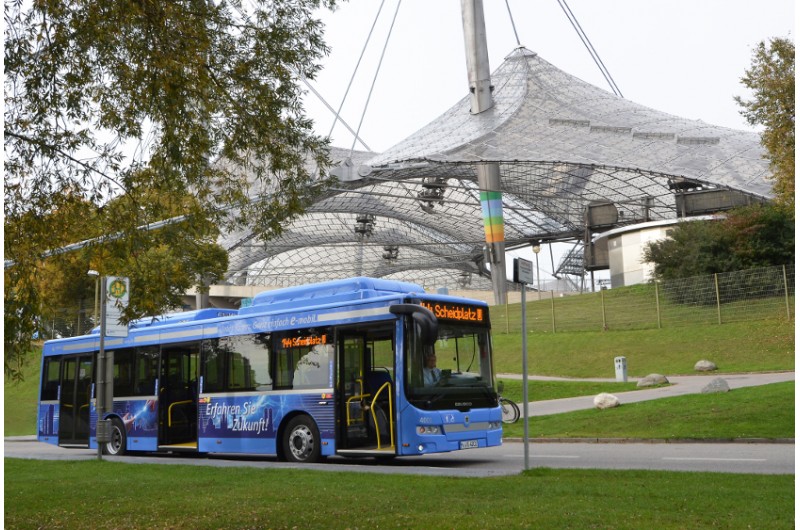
[499,395,520,423]
[496,382,520,423]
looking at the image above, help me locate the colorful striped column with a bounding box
[480,190,505,249]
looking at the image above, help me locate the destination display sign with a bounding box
[280,334,328,349]
[418,301,488,324]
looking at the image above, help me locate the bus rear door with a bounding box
[58,355,94,446]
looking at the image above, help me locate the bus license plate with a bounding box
[460,439,479,449]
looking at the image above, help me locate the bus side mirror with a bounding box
[390,304,438,347]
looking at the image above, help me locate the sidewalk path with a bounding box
[496,371,795,416]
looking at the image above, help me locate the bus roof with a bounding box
[239,277,425,315]
[84,308,238,334]
[129,309,238,329]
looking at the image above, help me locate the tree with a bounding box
[643,204,795,281]
[735,37,795,210]
[4,0,337,376]
[4,185,230,378]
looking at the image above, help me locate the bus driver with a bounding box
[423,354,441,386]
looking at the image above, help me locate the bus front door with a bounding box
[338,334,369,449]
[158,345,199,448]
[337,329,396,452]
[58,355,93,446]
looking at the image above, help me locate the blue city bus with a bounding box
[37,277,502,462]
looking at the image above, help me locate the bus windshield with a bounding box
[404,321,496,411]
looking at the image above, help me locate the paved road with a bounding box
[7,372,793,477]
[5,437,793,476]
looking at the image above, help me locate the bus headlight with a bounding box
[417,425,441,435]
[490,421,501,429]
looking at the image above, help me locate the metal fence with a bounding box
[494,264,794,334]
[38,264,794,339]
[39,308,97,341]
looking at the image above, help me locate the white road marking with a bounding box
[662,457,766,462]
[504,454,580,459]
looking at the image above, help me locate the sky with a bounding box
[305,0,794,153]
[301,0,794,288]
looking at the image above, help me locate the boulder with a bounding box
[701,377,730,394]
[694,359,718,372]
[637,373,669,387]
[593,392,620,410]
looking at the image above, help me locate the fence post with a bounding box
[654,281,662,329]
[783,265,791,320]
[550,290,556,333]
[714,273,722,325]
[600,288,607,330]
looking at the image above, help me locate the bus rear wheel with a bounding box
[105,418,127,456]
[282,416,321,463]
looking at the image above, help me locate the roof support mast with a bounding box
[461,0,507,305]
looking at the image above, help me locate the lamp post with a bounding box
[88,270,100,328]
[532,244,541,300]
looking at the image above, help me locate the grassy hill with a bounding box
[489,285,794,377]
[4,352,42,436]
[490,319,793,377]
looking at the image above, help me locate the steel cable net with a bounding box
[220,47,771,291]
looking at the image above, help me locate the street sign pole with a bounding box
[96,278,107,460]
[513,258,533,471]
[521,281,530,470]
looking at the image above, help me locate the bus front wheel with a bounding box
[282,416,321,463]
[105,418,127,456]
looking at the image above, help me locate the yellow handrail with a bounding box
[345,393,371,425]
[168,400,192,427]
[369,382,394,451]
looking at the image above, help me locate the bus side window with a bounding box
[274,329,331,390]
[208,334,272,392]
[41,358,60,401]
[133,346,159,396]
[275,348,293,389]
[293,344,332,389]
[113,349,135,396]
[201,340,225,393]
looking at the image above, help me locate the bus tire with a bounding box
[282,415,321,463]
[105,418,127,456]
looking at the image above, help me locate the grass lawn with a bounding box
[498,378,641,402]
[4,459,794,530]
[501,382,795,440]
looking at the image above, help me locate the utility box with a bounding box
[614,356,628,382]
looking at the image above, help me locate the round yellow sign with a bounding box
[108,279,127,299]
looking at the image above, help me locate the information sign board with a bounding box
[513,258,533,285]
[104,276,129,337]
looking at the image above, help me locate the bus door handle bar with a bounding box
[168,400,193,427]
[345,393,371,425]
[370,382,394,450]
